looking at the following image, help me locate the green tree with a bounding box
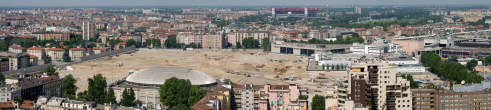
[44,66,59,76]
[170,104,189,110]
[42,53,51,64]
[164,38,177,48]
[160,77,192,107]
[0,73,5,84]
[106,88,116,104]
[86,74,108,104]
[312,95,325,110]
[153,39,162,48]
[62,74,77,99]
[160,77,205,108]
[187,86,204,107]
[120,88,136,107]
[126,39,142,48]
[421,52,484,84]
[108,38,122,50]
[261,38,271,51]
[402,74,418,89]
[420,52,442,73]
[448,55,458,62]
[62,49,71,62]
[298,95,308,100]
[22,40,34,48]
[0,40,9,51]
[77,91,89,101]
[466,59,478,71]
[235,42,242,49]
[242,37,260,49]
[485,56,491,66]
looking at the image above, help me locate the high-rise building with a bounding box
[355,7,362,14]
[336,60,412,110]
[82,21,95,40]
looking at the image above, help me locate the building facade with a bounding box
[336,60,412,110]
[26,46,44,62]
[47,48,64,63]
[202,34,225,49]
[412,81,491,110]
[69,48,86,62]
[232,84,308,110]
[32,31,70,41]
[82,21,96,40]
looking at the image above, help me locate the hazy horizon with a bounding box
[2,0,491,7]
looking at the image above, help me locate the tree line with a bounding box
[285,33,364,44]
[420,52,484,84]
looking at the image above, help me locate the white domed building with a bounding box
[111,66,217,109]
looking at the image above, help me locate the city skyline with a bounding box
[2,0,491,7]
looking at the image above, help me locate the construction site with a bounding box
[58,49,345,95]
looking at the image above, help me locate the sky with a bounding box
[1,0,491,7]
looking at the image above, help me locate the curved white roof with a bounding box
[126,66,216,86]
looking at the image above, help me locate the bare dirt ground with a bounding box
[59,49,340,93]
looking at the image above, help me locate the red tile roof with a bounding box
[27,54,37,59]
[70,48,86,51]
[0,101,14,109]
[27,46,43,50]
[48,48,64,51]
[19,100,35,109]
[38,75,60,84]
[9,45,25,50]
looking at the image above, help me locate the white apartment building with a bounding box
[8,45,25,54]
[26,46,44,61]
[69,48,86,62]
[47,48,65,62]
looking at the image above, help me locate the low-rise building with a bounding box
[192,85,232,110]
[47,48,65,63]
[92,48,108,55]
[8,44,25,54]
[386,56,419,65]
[69,48,86,62]
[19,75,62,100]
[26,46,44,62]
[0,84,21,102]
[38,97,96,110]
[350,43,402,55]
